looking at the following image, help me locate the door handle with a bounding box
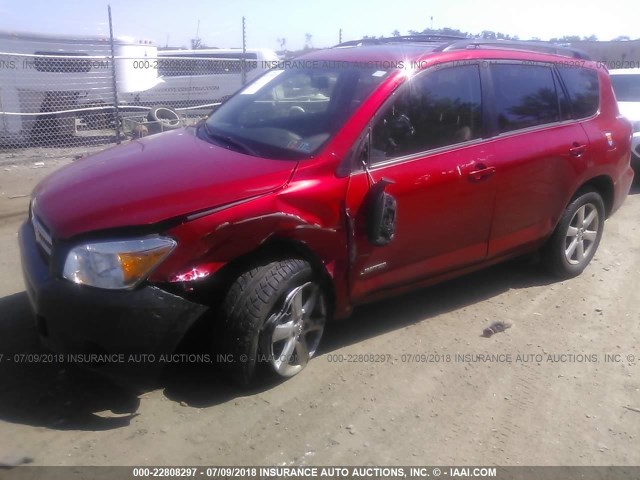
[569,143,587,157]
[468,164,496,182]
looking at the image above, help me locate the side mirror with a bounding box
[366,178,397,246]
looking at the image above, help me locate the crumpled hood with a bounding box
[33,128,296,239]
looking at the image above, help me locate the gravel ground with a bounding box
[0,149,639,467]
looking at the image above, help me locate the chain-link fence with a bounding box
[118,49,277,139]
[0,32,120,149]
[0,18,274,154]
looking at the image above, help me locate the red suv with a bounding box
[20,37,635,385]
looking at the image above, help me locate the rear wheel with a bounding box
[543,189,605,278]
[220,259,327,386]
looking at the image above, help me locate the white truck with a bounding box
[124,48,279,110]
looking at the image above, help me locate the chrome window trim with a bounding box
[366,137,487,171]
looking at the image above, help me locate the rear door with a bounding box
[485,62,591,257]
[345,64,497,303]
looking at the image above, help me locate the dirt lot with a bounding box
[0,150,639,467]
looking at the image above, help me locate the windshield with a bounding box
[203,64,390,159]
[610,74,640,102]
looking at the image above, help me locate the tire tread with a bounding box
[220,259,310,386]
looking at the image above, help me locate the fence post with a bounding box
[241,16,247,86]
[108,5,122,144]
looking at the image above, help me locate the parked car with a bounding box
[20,37,634,386]
[609,68,640,171]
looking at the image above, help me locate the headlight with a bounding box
[63,237,176,290]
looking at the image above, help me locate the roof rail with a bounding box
[334,34,468,48]
[437,39,591,60]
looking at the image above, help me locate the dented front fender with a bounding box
[149,173,354,318]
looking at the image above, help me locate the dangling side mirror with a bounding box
[365,178,397,246]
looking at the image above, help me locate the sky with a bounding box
[0,0,637,51]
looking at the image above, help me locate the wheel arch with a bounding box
[573,175,614,217]
[190,236,338,319]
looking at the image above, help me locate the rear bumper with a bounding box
[19,220,208,378]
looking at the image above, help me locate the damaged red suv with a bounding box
[20,37,634,385]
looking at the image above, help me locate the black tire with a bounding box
[220,259,327,387]
[146,105,181,134]
[542,189,605,278]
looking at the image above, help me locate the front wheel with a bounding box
[220,259,327,386]
[542,189,605,278]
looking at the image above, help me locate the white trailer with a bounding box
[0,30,161,143]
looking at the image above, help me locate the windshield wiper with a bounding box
[202,122,258,156]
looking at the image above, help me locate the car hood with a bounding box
[33,128,297,239]
[617,102,640,122]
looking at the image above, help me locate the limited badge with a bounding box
[604,132,615,149]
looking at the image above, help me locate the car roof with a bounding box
[299,44,441,63]
[296,38,591,65]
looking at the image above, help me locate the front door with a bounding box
[345,64,497,303]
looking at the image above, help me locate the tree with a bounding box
[392,29,401,37]
[416,27,468,37]
[480,30,497,39]
[612,35,631,41]
[439,27,467,37]
[304,33,313,50]
[549,35,581,42]
[277,37,287,51]
[190,37,208,49]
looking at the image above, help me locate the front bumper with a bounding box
[19,221,208,378]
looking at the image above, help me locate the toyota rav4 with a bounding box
[20,37,635,385]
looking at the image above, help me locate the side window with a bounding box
[492,64,560,133]
[370,65,483,162]
[557,66,599,119]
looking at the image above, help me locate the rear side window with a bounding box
[491,64,560,133]
[557,66,600,118]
